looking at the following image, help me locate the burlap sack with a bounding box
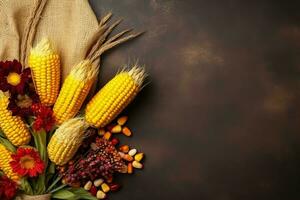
[0,0,140,80]
[15,194,51,200]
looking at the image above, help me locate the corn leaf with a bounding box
[0,136,16,152]
[52,188,97,200]
[52,189,75,199]
[20,178,33,195]
[32,130,48,194]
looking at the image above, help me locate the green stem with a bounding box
[49,184,67,194]
[46,175,62,193]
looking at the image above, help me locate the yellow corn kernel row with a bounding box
[0,144,19,181]
[0,92,31,146]
[28,38,61,106]
[47,118,88,165]
[85,66,145,128]
[53,60,98,124]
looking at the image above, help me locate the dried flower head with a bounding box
[62,138,126,186]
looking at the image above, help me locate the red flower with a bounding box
[0,60,31,95]
[0,60,40,117]
[32,103,55,132]
[0,175,17,200]
[10,147,45,177]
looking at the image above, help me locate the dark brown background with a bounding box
[89,0,300,199]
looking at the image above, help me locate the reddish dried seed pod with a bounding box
[106,176,113,183]
[110,183,121,192]
[106,124,115,131]
[111,138,119,146]
[90,185,97,196]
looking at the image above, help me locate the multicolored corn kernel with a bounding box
[132,160,143,169]
[117,116,128,126]
[134,153,144,162]
[119,145,129,153]
[122,127,132,137]
[101,183,110,193]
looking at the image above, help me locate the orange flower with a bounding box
[10,147,45,177]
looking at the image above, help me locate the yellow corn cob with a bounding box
[53,60,98,124]
[28,38,61,106]
[0,144,20,181]
[0,92,31,146]
[47,118,88,165]
[85,66,145,128]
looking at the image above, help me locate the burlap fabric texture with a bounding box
[0,0,141,80]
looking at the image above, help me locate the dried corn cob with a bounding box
[0,144,19,181]
[47,118,88,165]
[0,92,31,146]
[53,60,98,124]
[85,66,145,128]
[28,38,61,106]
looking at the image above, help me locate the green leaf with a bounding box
[46,161,56,185]
[52,188,97,200]
[0,130,5,138]
[52,189,76,199]
[68,188,97,200]
[20,178,33,195]
[32,130,48,163]
[0,136,16,152]
[31,130,48,194]
[35,174,46,195]
[47,162,56,174]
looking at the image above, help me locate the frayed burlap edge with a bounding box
[15,193,51,200]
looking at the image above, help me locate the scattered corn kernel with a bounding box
[119,145,129,153]
[118,152,125,158]
[106,176,113,183]
[96,190,106,199]
[110,183,120,192]
[94,178,104,187]
[117,116,128,126]
[101,183,110,193]
[103,132,111,140]
[111,138,119,146]
[84,181,92,190]
[132,161,143,169]
[90,185,97,196]
[122,127,132,137]
[127,163,133,174]
[135,153,144,162]
[98,128,105,136]
[111,125,122,133]
[128,149,137,156]
[123,154,134,162]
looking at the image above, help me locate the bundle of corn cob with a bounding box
[48,65,145,166]
[28,38,61,106]
[53,60,98,124]
[0,144,19,182]
[0,92,31,146]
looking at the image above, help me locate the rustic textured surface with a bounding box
[90,0,300,199]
